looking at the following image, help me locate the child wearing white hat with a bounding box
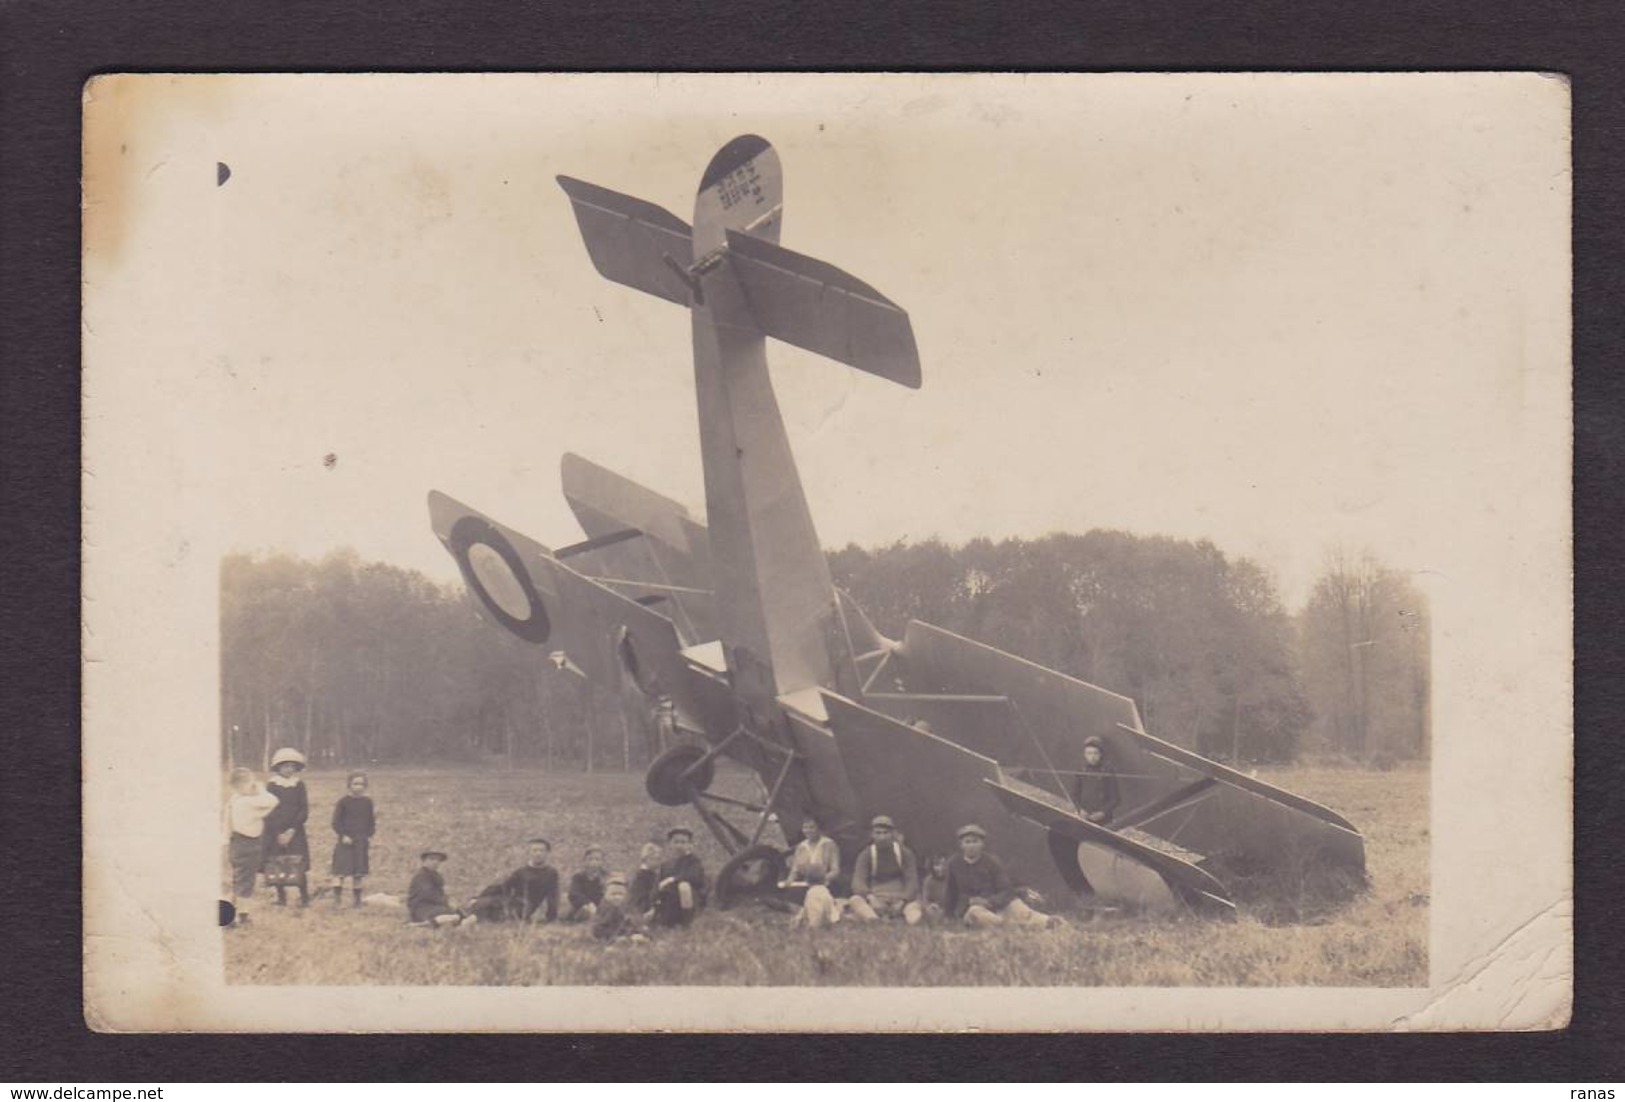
[262,747,312,907]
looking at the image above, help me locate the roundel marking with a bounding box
[468,543,530,621]
[448,515,551,645]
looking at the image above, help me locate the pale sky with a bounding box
[84,73,1570,609]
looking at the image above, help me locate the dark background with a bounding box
[2,0,1619,1082]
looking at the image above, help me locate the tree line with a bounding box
[221,534,1429,770]
[221,550,631,772]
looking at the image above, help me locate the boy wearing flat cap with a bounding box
[650,827,707,928]
[944,824,1060,929]
[847,814,923,925]
[407,850,464,926]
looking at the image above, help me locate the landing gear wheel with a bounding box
[1047,828,1094,894]
[645,744,716,806]
[713,844,786,911]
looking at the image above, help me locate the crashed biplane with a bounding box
[428,135,1365,917]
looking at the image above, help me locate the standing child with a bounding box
[262,747,312,907]
[329,771,376,908]
[224,767,279,926]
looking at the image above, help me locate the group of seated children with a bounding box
[779,813,1066,931]
[404,826,709,943]
[226,738,1110,934]
[773,733,1122,931]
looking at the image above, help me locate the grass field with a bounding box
[224,763,1427,987]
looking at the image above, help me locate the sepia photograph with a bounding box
[80,72,1571,1030]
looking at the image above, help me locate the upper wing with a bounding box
[888,620,1366,876]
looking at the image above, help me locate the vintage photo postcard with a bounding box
[82,72,1571,1031]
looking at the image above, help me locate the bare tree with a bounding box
[1298,546,1431,763]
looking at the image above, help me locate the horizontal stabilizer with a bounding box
[724,229,921,389]
[557,176,695,306]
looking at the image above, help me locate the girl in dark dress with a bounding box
[329,771,376,908]
[262,747,312,906]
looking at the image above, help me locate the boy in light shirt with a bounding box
[224,767,280,927]
[780,815,843,928]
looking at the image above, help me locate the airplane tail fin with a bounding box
[561,137,920,389]
[693,134,784,252]
[698,136,918,388]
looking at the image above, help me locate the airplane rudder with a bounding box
[694,134,783,252]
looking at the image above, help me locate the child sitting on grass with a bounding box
[651,827,707,928]
[565,844,609,922]
[407,850,467,927]
[591,875,648,944]
[224,767,280,927]
[780,815,842,929]
[628,842,661,915]
[467,838,560,924]
[329,771,376,909]
[921,854,951,925]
